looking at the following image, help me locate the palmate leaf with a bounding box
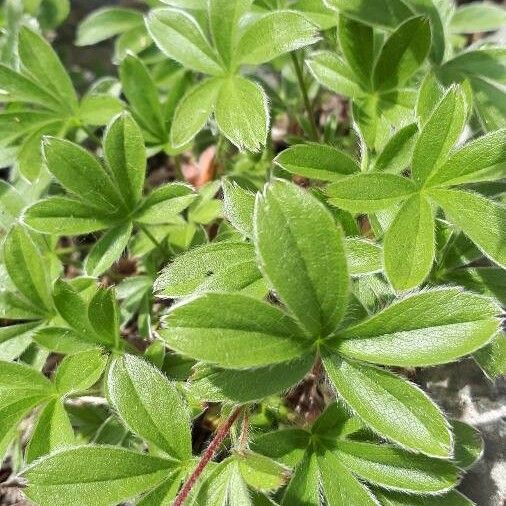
[154,241,263,298]
[18,26,78,114]
[338,15,374,91]
[23,446,179,506]
[170,78,222,148]
[190,355,314,403]
[222,180,256,238]
[255,403,461,504]
[306,50,364,98]
[54,349,107,395]
[274,143,360,181]
[4,225,53,314]
[103,112,146,210]
[322,355,452,457]
[208,0,252,67]
[159,292,312,369]
[335,288,500,367]
[107,354,192,461]
[324,0,413,28]
[412,86,467,185]
[119,54,166,142]
[429,188,506,268]
[427,128,506,186]
[76,7,144,46]
[147,8,223,75]
[25,398,75,463]
[215,76,269,152]
[372,16,431,92]
[255,179,349,337]
[235,10,319,66]
[383,194,435,290]
[327,173,416,213]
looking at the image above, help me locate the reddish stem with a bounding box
[173,406,242,506]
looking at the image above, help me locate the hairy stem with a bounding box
[173,406,243,506]
[290,51,318,142]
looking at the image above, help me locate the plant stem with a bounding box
[290,51,318,141]
[137,222,166,257]
[173,406,243,506]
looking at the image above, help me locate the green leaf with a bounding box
[428,129,506,186]
[0,180,24,229]
[170,78,221,148]
[103,112,146,210]
[345,237,382,276]
[54,349,107,395]
[337,288,500,366]
[160,292,311,369]
[282,451,320,505]
[474,332,506,379]
[146,8,222,75]
[327,173,416,213]
[252,429,310,469]
[235,10,319,65]
[209,0,251,67]
[375,489,474,506]
[374,123,418,174]
[76,7,143,45]
[412,86,467,185]
[322,354,451,457]
[78,94,124,126]
[338,15,374,91]
[416,71,445,124]
[324,0,413,28]
[450,2,506,34]
[193,457,251,505]
[274,143,360,181]
[318,449,379,505]
[52,280,107,347]
[155,242,261,297]
[0,322,39,361]
[25,398,74,463]
[84,222,132,277]
[452,420,483,470]
[34,327,99,354]
[190,355,313,403]
[23,446,178,506]
[237,451,289,492]
[429,188,506,268]
[222,180,255,238]
[255,179,349,337]
[0,359,54,394]
[333,441,459,493]
[107,354,192,461]
[88,287,120,348]
[384,194,434,290]
[18,27,77,112]
[215,76,269,152]
[306,50,363,98]
[135,183,196,225]
[0,360,55,458]
[373,16,431,91]
[42,137,126,214]
[119,54,165,140]
[4,225,52,312]
[24,196,117,235]
[0,63,62,110]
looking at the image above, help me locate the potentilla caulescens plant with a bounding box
[0,0,504,505]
